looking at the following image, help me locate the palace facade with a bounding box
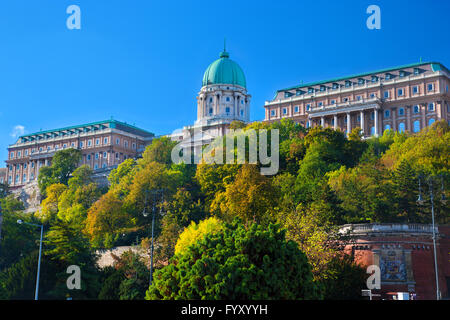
[6,119,154,189]
[264,62,450,136]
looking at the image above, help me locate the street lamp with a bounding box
[416,174,447,300]
[142,189,164,287]
[17,219,44,301]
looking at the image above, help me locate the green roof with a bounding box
[277,61,449,93]
[18,119,154,140]
[202,50,246,88]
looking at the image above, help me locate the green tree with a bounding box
[38,148,82,196]
[98,251,149,300]
[212,164,279,225]
[146,220,320,300]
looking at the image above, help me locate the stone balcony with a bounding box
[340,223,438,235]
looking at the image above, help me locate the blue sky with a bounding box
[0,0,449,163]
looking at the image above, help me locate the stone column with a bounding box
[216,92,222,115]
[320,117,325,127]
[406,106,412,132]
[374,109,379,136]
[197,96,202,120]
[436,100,442,119]
[421,103,426,129]
[360,110,365,134]
[392,107,397,131]
[334,114,338,130]
[346,113,351,135]
[234,94,238,117]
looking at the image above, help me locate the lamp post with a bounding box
[142,189,164,287]
[417,174,447,300]
[17,219,44,300]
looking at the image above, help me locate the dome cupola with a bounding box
[202,49,246,88]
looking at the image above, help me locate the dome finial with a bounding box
[220,38,229,58]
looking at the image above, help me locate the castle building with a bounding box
[6,119,154,189]
[264,62,450,136]
[172,48,251,157]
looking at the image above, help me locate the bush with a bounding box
[146,220,320,300]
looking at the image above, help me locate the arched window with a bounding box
[384,124,391,132]
[398,108,405,116]
[428,118,435,126]
[413,105,420,114]
[370,126,375,136]
[413,120,420,133]
[384,110,390,118]
[399,122,405,133]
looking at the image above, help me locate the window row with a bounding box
[383,119,435,133]
[383,103,435,118]
[383,83,434,99]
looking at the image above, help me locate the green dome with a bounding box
[202,50,246,88]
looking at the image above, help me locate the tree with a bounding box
[318,255,367,300]
[36,183,67,223]
[85,192,132,248]
[155,188,205,263]
[0,198,36,271]
[212,164,279,225]
[174,216,223,255]
[140,137,177,166]
[38,148,82,196]
[44,221,101,299]
[98,251,149,300]
[146,220,320,300]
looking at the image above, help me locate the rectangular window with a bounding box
[104,137,108,144]
[294,106,299,113]
[428,103,435,111]
[427,83,434,91]
[398,88,404,96]
[413,86,418,94]
[96,139,100,145]
[384,91,389,98]
[270,110,276,117]
[283,108,287,115]
[116,138,120,145]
